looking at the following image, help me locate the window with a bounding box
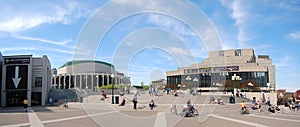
[235,49,241,56]
[34,77,42,87]
[219,51,224,57]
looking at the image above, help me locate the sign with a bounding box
[6,65,28,89]
[12,66,22,88]
[184,66,239,74]
[4,57,30,65]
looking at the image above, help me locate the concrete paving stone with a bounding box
[0,113,29,126]
[1,94,299,127]
[44,117,101,127]
[36,110,87,121]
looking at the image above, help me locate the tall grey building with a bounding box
[1,54,51,107]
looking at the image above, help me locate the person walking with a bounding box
[23,97,28,112]
[132,95,138,110]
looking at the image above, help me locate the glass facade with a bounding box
[167,71,268,91]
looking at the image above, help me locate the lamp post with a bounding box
[186,76,191,93]
[231,74,242,95]
[111,74,115,104]
[266,83,270,92]
[193,77,198,95]
[248,82,253,92]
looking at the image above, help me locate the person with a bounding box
[240,100,246,111]
[63,98,68,108]
[100,91,107,101]
[268,105,276,113]
[187,99,192,110]
[210,96,215,104]
[102,91,107,98]
[266,97,271,106]
[119,98,126,106]
[132,95,138,110]
[23,97,28,112]
[257,100,262,112]
[149,99,155,110]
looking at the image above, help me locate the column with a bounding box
[102,73,104,86]
[69,74,71,89]
[96,74,99,87]
[63,74,66,89]
[86,73,88,89]
[80,73,82,89]
[53,76,57,89]
[58,74,61,89]
[91,73,94,90]
[107,74,110,86]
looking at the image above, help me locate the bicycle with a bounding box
[240,108,249,115]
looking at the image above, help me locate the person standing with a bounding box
[132,95,138,110]
[23,97,28,112]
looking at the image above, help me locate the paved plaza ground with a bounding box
[0,93,299,127]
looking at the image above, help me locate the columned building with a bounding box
[166,49,276,92]
[1,54,51,107]
[52,60,131,90]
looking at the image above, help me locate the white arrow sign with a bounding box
[12,66,21,88]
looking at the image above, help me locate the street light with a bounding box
[266,83,270,92]
[248,82,254,92]
[186,75,191,93]
[111,74,115,104]
[231,74,242,95]
[193,77,198,95]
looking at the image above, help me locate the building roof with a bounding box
[58,60,114,69]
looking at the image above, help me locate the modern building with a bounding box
[166,49,276,92]
[151,79,166,90]
[52,60,131,90]
[0,52,2,104]
[1,54,51,107]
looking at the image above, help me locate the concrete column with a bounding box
[27,63,32,107]
[80,73,82,89]
[68,74,71,89]
[96,74,99,87]
[63,74,66,89]
[102,73,104,86]
[107,74,110,86]
[53,76,56,89]
[86,73,88,89]
[91,73,94,90]
[1,65,6,107]
[58,74,61,89]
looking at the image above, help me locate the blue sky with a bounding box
[0,0,299,92]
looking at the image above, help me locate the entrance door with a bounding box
[6,91,27,107]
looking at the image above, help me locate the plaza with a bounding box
[0,92,299,127]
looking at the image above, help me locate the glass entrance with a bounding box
[6,91,27,107]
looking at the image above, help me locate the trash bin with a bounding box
[229,96,235,104]
[80,97,83,103]
[115,96,119,104]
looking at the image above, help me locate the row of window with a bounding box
[167,72,268,87]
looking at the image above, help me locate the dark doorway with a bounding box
[31,92,41,106]
[6,90,27,107]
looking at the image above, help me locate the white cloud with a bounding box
[0,46,74,55]
[0,1,92,33]
[14,35,72,46]
[221,0,253,45]
[288,31,300,40]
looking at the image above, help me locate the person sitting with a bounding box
[119,98,126,106]
[268,105,276,113]
[149,99,155,110]
[240,101,247,111]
